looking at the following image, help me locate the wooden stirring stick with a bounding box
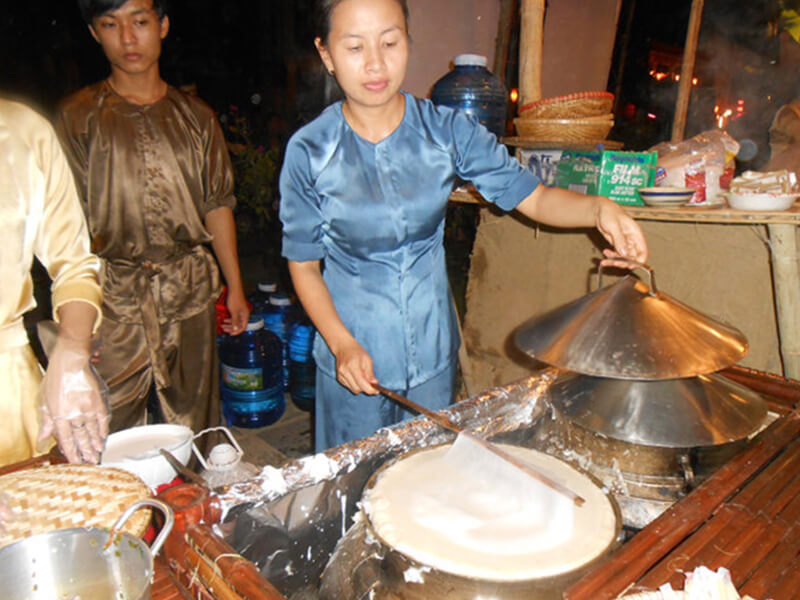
[375,384,585,506]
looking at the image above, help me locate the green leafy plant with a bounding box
[224,106,282,257]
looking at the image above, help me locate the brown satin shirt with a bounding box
[55,82,236,326]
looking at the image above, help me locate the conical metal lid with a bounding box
[513,265,748,380]
[549,372,767,448]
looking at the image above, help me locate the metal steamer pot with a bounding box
[1,499,174,600]
[547,372,769,504]
[320,445,622,600]
[513,261,766,519]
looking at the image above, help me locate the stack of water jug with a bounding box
[218,281,316,428]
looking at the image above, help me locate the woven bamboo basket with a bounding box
[0,464,152,549]
[519,91,614,119]
[513,115,614,142]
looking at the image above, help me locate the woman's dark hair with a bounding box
[78,0,168,24]
[314,0,409,45]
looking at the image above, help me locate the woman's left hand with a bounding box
[595,198,649,266]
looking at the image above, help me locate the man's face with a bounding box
[89,0,169,77]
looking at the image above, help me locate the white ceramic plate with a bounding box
[638,187,696,207]
[726,191,800,211]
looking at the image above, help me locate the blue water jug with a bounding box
[288,315,316,412]
[262,293,293,390]
[219,316,285,428]
[430,54,508,137]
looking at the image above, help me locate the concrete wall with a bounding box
[404,0,622,100]
[541,0,622,97]
[405,0,501,98]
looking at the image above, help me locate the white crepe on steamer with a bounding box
[362,434,618,581]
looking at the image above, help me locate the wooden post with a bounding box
[671,0,705,142]
[768,224,800,379]
[493,0,517,80]
[519,0,546,106]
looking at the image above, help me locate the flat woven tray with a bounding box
[513,116,614,142]
[0,464,152,549]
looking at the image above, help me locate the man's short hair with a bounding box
[78,0,168,25]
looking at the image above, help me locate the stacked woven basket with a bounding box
[514,91,614,143]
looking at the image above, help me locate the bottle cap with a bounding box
[258,281,277,293]
[270,293,292,307]
[206,443,242,471]
[454,54,488,67]
[246,316,265,331]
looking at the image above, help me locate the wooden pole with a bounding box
[671,0,705,142]
[519,0,546,106]
[493,0,516,80]
[612,0,637,115]
[768,223,800,379]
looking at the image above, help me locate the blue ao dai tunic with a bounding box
[279,93,540,439]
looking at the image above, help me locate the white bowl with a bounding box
[638,187,696,207]
[726,191,800,211]
[101,424,193,489]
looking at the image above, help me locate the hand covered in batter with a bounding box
[38,338,110,464]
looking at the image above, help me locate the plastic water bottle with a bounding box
[261,292,293,390]
[219,316,285,427]
[248,280,277,318]
[431,53,508,137]
[288,314,316,412]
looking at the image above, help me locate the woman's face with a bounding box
[315,0,409,112]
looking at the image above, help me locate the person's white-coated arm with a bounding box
[39,300,109,464]
[288,260,378,395]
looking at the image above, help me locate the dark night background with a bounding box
[1,0,796,302]
[0,0,792,158]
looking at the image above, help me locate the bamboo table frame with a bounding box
[450,187,800,379]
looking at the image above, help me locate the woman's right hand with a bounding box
[334,338,379,395]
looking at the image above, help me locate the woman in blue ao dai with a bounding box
[279,0,649,450]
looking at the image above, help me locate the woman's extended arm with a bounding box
[289,260,378,395]
[514,185,649,264]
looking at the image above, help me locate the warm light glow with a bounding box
[674,74,681,81]
[715,102,743,129]
[692,77,698,86]
[510,88,519,103]
[647,112,657,120]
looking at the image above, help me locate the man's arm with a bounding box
[205,206,249,334]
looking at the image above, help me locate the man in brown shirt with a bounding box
[56,0,249,433]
